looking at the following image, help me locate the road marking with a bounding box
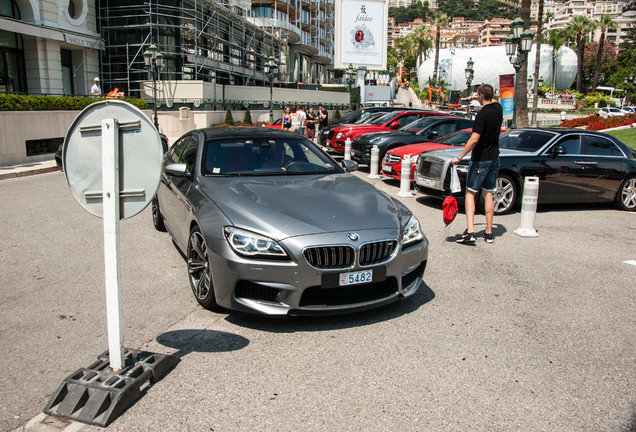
[624,260,636,266]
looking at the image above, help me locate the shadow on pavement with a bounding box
[156,329,250,357]
[224,283,435,333]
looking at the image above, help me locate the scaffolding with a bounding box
[98,0,283,98]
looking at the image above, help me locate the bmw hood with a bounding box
[198,174,408,239]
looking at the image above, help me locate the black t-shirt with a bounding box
[319,109,329,128]
[471,102,503,161]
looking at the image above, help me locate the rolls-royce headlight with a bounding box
[402,215,423,247]
[224,227,288,258]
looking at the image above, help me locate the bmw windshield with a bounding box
[202,137,343,176]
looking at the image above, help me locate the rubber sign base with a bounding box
[44,348,180,427]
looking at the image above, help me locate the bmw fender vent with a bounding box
[303,246,355,269]
[360,241,397,266]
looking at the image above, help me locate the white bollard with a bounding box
[514,176,540,237]
[369,145,381,179]
[344,138,352,161]
[397,155,414,197]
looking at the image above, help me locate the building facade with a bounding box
[0,0,102,96]
[1,0,335,99]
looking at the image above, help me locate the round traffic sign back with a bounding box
[63,100,163,219]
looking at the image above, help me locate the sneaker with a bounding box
[456,230,476,244]
[484,233,494,244]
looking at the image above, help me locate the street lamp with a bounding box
[263,56,279,123]
[464,57,474,95]
[143,44,164,130]
[344,63,356,110]
[505,18,534,129]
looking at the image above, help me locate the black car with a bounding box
[413,128,636,214]
[350,115,474,165]
[318,106,426,147]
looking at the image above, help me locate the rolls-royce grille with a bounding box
[384,153,401,164]
[304,246,355,269]
[360,241,397,266]
[417,158,444,178]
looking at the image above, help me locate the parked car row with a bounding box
[151,123,634,318]
[412,128,636,215]
[598,106,636,117]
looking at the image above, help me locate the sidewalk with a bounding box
[0,159,59,181]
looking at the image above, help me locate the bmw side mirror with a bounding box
[165,162,192,177]
[341,159,359,172]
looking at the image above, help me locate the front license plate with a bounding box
[382,164,392,173]
[418,177,436,188]
[339,270,373,286]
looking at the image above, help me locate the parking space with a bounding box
[1,169,635,431]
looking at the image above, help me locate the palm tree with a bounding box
[547,29,567,91]
[564,15,595,93]
[405,24,433,68]
[531,0,545,126]
[515,0,532,128]
[592,14,618,91]
[431,11,449,83]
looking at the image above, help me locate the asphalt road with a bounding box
[1,169,635,432]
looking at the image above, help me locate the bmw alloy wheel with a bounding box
[187,226,217,309]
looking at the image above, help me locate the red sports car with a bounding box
[327,110,450,154]
[381,129,473,181]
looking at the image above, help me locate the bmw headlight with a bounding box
[224,227,288,259]
[402,215,423,247]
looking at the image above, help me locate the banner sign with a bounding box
[499,74,515,116]
[334,0,387,70]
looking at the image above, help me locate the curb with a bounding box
[0,164,60,181]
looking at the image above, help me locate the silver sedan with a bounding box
[152,127,429,316]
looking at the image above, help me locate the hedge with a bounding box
[0,94,147,111]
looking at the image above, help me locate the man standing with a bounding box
[318,104,328,131]
[450,84,503,244]
[90,77,101,97]
[298,105,307,136]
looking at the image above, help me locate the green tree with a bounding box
[515,0,532,128]
[224,108,234,125]
[592,14,618,91]
[432,11,450,82]
[547,29,567,91]
[404,24,433,68]
[564,15,595,93]
[243,108,253,125]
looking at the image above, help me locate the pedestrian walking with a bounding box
[290,106,301,133]
[450,84,503,245]
[282,107,291,131]
[305,107,318,141]
[298,105,307,136]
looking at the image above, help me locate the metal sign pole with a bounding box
[101,119,125,371]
